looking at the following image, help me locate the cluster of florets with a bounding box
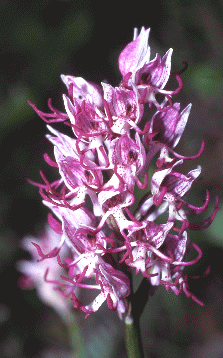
[20,27,219,318]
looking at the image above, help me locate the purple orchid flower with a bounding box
[21,27,219,318]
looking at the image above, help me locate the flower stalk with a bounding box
[63,312,86,358]
[124,313,143,358]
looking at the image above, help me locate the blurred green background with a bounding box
[1,0,223,357]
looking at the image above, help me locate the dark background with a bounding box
[1,0,223,357]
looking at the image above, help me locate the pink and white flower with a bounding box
[21,27,219,318]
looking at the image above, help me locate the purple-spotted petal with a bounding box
[98,262,130,299]
[61,75,103,108]
[150,160,183,195]
[144,220,174,248]
[118,27,151,76]
[162,166,201,197]
[135,48,173,89]
[164,232,187,262]
[63,94,107,139]
[109,133,143,170]
[150,103,191,148]
[102,83,143,124]
[54,147,102,191]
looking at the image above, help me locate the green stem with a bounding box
[63,311,86,358]
[124,314,144,358]
[124,278,157,357]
